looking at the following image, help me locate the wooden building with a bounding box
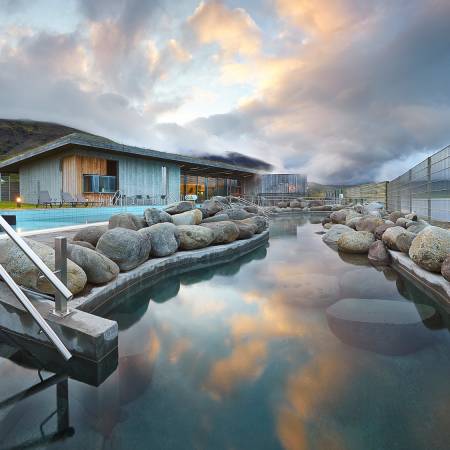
[0,133,260,205]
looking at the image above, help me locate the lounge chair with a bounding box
[37,191,60,208]
[61,192,82,207]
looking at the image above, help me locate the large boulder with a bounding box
[243,205,259,214]
[96,228,151,271]
[171,209,202,226]
[0,238,87,295]
[138,223,180,257]
[67,244,119,284]
[200,221,239,244]
[109,213,146,231]
[382,226,406,251]
[277,201,288,208]
[164,201,193,215]
[232,220,258,239]
[144,208,173,227]
[364,202,385,214]
[374,223,396,240]
[344,211,362,226]
[310,205,332,211]
[388,211,404,223]
[241,216,267,234]
[409,226,450,273]
[224,208,253,220]
[202,214,230,223]
[368,240,391,265]
[406,221,429,234]
[330,209,348,224]
[337,231,375,254]
[177,225,215,250]
[72,225,108,246]
[346,216,363,230]
[322,224,355,245]
[288,200,302,208]
[396,217,412,228]
[396,230,416,254]
[355,216,384,233]
[441,255,450,281]
[71,240,96,250]
[202,199,223,216]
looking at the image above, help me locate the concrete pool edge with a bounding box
[389,250,450,309]
[72,229,270,315]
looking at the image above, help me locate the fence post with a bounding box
[53,237,70,317]
[427,157,431,222]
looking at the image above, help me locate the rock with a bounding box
[202,199,224,216]
[331,204,345,211]
[330,209,347,224]
[109,213,145,230]
[171,209,203,226]
[278,201,288,208]
[224,208,253,220]
[441,255,450,281]
[144,208,173,226]
[365,202,385,214]
[396,217,411,228]
[344,211,362,226]
[337,231,375,254]
[368,240,391,265]
[374,223,396,240]
[396,230,416,253]
[326,299,437,356]
[323,222,333,229]
[67,244,119,284]
[405,213,418,221]
[0,238,86,295]
[200,221,239,244]
[388,211,404,223]
[72,225,108,246]
[138,223,180,257]
[197,207,209,219]
[232,220,258,239]
[164,201,194,215]
[322,224,355,245]
[139,223,179,257]
[177,225,215,250]
[384,220,395,225]
[71,240,96,250]
[289,200,302,208]
[202,214,230,223]
[322,217,332,227]
[241,216,267,234]
[409,226,450,273]
[308,200,323,207]
[310,205,332,211]
[345,216,362,229]
[406,221,429,234]
[355,216,384,233]
[96,228,151,271]
[382,226,407,250]
[243,205,259,214]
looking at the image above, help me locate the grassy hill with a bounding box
[0,119,80,160]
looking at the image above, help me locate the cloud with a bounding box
[189,0,261,57]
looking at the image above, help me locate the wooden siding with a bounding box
[62,155,108,196]
[19,158,62,204]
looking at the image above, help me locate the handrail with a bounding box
[0,215,72,360]
[0,265,72,360]
[0,217,72,301]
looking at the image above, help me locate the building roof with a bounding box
[0,132,259,177]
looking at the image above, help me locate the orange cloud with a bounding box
[189,1,261,57]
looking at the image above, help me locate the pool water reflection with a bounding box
[0,215,449,449]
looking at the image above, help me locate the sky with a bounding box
[0,0,449,184]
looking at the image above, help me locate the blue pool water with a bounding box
[0,215,449,449]
[0,205,156,232]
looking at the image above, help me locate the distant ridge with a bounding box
[0,119,82,160]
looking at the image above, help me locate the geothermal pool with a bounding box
[0,215,449,449]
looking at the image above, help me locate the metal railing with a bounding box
[0,216,72,360]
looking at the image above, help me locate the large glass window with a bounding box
[83,174,116,193]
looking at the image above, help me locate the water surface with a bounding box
[0,215,449,450]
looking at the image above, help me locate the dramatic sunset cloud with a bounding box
[0,0,449,183]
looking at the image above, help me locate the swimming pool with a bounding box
[0,205,158,232]
[0,215,448,449]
